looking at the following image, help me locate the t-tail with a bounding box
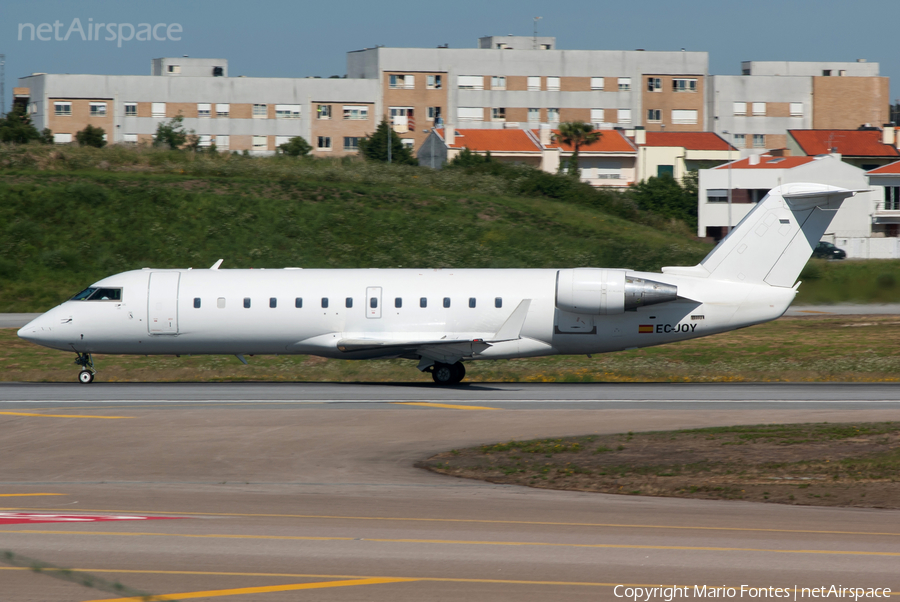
[673,184,860,287]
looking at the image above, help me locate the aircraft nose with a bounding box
[18,318,45,342]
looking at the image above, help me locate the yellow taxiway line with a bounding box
[81,577,417,602]
[3,529,899,558]
[0,411,133,419]
[392,402,502,410]
[2,506,897,538]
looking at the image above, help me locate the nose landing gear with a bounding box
[74,353,95,384]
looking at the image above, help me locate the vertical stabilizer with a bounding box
[696,184,857,287]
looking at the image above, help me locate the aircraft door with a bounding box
[147,272,180,334]
[366,286,382,319]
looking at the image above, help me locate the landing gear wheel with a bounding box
[78,370,94,384]
[431,362,455,385]
[451,361,466,384]
[74,353,95,384]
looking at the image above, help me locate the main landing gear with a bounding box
[74,353,95,384]
[430,361,466,385]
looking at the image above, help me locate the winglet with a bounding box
[491,299,531,342]
[210,259,224,270]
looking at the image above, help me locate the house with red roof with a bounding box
[865,161,900,240]
[697,153,894,257]
[418,126,638,187]
[787,128,900,170]
[631,130,738,182]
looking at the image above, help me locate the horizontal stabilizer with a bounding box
[491,299,531,342]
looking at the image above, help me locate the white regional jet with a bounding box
[18,184,857,384]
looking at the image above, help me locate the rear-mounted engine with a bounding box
[556,268,678,315]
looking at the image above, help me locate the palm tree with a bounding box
[553,121,601,177]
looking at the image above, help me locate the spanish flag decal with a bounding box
[638,324,654,334]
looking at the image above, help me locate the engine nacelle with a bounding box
[556,268,678,315]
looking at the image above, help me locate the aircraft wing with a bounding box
[336,338,488,353]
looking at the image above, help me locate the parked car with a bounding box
[812,241,846,260]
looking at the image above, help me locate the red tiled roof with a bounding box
[438,129,540,152]
[867,159,900,174]
[789,130,900,157]
[537,129,637,152]
[713,155,817,170]
[643,132,735,151]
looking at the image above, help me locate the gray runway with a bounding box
[1,383,900,601]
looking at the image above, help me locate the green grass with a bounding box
[797,259,900,304]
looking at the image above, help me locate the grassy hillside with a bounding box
[0,146,711,312]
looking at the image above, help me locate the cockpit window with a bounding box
[71,287,122,301]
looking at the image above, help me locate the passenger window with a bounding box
[295,297,303,308]
[443,297,451,308]
[217,297,226,309]
[469,297,476,308]
[346,297,353,308]
[370,297,378,308]
[395,297,402,308]
[269,297,277,308]
[420,297,427,308]
[322,297,329,308]
[243,298,251,308]
[193,298,201,309]
[495,297,502,308]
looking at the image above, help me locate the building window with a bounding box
[706,189,728,203]
[647,77,661,92]
[752,134,766,148]
[618,109,632,124]
[590,108,604,123]
[790,102,803,117]
[540,44,552,50]
[275,135,292,148]
[528,108,540,122]
[252,104,267,118]
[317,136,332,150]
[213,66,224,77]
[647,109,661,122]
[427,106,442,122]
[167,65,180,74]
[822,69,832,76]
[547,76,560,91]
[733,133,746,147]
[427,74,442,89]
[276,104,301,119]
[198,135,212,148]
[89,102,107,117]
[671,109,698,124]
[197,103,211,118]
[124,102,137,117]
[885,187,900,211]
[457,107,483,122]
[343,137,360,151]
[491,107,506,121]
[457,75,484,90]
[316,105,331,119]
[527,76,541,91]
[389,74,414,89]
[401,139,414,149]
[618,77,631,91]
[547,108,559,122]
[491,76,506,90]
[590,77,604,90]
[733,102,747,116]
[216,103,230,117]
[390,107,414,132]
[216,135,229,150]
[672,78,698,92]
[53,133,73,144]
[151,102,166,118]
[54,102,72,116]
[252,135,267,150]
[123,134,138,145]
[752,102,766,116]
[243,297,251,309]
[343,105,368,120]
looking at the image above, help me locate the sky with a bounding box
[3,0,900,112]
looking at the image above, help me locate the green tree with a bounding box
[553,121,601,177]
[153,114,195,150]
[448,147,493,168]
[277,136,312,157]
[0,105,46,144]
[75,124,107,148]
[357,119,418,165]
[629,173,698,229]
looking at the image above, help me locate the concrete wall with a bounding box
[151,58,227,77]
[708,75,812,145]
[742,61,879,77]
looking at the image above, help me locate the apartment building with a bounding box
[709,60,889,153]
[17,58,380,156]
[347,37,710,151]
